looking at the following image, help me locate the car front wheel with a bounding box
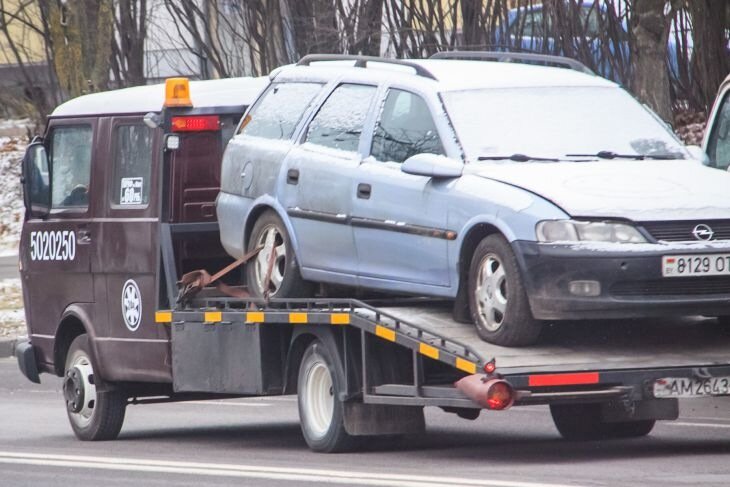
[468,234,542,346]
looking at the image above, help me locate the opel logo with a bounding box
[692,224,714,241]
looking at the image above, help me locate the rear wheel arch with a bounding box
[454,223,504,319]
[244,204,303,264]
[284,327,347,395]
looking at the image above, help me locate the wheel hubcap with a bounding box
[475,254,508,332]
[65,355,97,426]
[254,225,287,294]
[304,360,334,439]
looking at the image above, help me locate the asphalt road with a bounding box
[0,254,18,280]
[3,358,730,486]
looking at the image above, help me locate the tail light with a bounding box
[171,115,220,132]
[455,375,515,411]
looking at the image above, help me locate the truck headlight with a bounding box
[536,220,647,243]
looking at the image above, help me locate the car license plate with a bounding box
[653,377,730,398]
[662,254,730,277]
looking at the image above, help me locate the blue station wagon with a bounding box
[217,53,730,346]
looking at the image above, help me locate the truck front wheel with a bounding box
[297,339,354,453]
[550,403,655,440]
[64,335,126,441]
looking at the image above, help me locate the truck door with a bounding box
[20,120,96,368]
[94,116,169,383]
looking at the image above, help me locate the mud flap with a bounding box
[601,398,679,422]
[344,402,425,436]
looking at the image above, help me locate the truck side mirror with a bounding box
[21,142,51,219]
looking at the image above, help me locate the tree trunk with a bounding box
[688,0,730,111]
[630,0,674,122]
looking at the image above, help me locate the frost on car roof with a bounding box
[51,76,270,117]
[278,58,616,91]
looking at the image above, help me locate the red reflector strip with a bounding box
[171,115,220,132]
[528,372,600,387]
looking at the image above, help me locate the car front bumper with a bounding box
[513,240,730,320]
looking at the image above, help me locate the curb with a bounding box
[0,337,16,358]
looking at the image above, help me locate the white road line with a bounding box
[0,451,582,487]
[182,401,272,407]
[664,421,730,429]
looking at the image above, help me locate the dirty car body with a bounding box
[217,57,730,345]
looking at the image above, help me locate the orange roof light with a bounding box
[164,77,192,107]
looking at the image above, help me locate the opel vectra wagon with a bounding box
[217,52,730,347]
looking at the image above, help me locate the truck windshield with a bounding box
[441,86,688,162]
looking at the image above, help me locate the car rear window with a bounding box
[240,82,323,140]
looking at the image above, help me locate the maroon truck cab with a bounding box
[16,77,267,386]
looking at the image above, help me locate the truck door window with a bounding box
[305,83,376,153]
[112,124,153,206]
[371,89,444,163]
[240,82,323,140]
[50,125,92,209]
[708,93,730,170]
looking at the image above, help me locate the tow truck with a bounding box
[15,63,730,453]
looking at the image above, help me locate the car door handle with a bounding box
[287,169,299,185]
[357,183,371,199]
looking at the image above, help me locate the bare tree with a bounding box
[111,0,147,87]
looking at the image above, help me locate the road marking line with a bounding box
[0,452,582,487]
[182,401,272,407]
[664,422,730,429]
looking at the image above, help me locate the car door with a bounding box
[353,88,453,288]
[94,116,169,382]
[20,120,96,367]
[705,85,730,170]
[285,83,378,280]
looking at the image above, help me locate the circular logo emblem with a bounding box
[121,279,142,331]
[692,224,714,241]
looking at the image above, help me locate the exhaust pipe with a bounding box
[455,374,515,410]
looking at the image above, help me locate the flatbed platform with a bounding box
[375,303,730,376]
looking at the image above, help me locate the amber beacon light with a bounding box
[164,77,193,107]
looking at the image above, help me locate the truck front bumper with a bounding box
[15,338,40,384]
[513,240,730,320]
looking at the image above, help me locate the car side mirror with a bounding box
[401,153,463,178]
[21,142,51,219]
[685,145,710,165]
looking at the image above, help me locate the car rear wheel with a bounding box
[468,234,542,346]
[297,340,355,453]
[550,403,655,440]
[247,210,311,298]
[64,335,126,441]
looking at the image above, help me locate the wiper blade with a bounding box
[565,150,679,160]
[478,153,560,162]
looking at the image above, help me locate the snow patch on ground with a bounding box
[0,278,24,338]
[0,131,25,253]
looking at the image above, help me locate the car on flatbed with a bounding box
[218,52,730,347]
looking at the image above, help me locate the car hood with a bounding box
[469,160,730,221]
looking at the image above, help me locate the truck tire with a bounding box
[468,234,542,346]
[298,339,355,453]
[247,210,311,298]
[550,403,655,441]
[64,335,126,441]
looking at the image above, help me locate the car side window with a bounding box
[49,125,93,209]
[370,89,445,163]
[305,83,377,153]
[112,124,154,206]
[708,93,730,170]
[240,82,323,140]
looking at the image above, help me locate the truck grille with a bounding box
[640,220,730,242]
[611,277,730,297]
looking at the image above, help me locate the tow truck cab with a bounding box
[16,77,268,384]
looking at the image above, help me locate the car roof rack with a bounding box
[430,50,595,75]
[297,54,438,81]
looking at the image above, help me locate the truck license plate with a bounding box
[653,377,730,398]
[662,254,730,277]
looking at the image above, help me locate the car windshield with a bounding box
[441,86,688,162]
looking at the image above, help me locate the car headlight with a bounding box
[536,220,647,243]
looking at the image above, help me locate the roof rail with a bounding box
[430,50,594,75]
[297,54,438,81]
